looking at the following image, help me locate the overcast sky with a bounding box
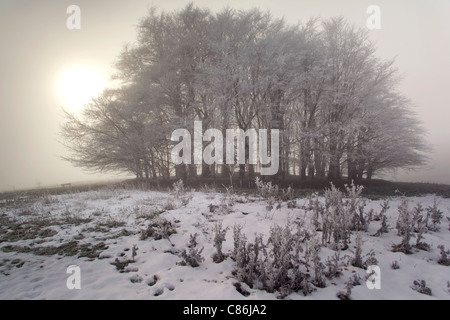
[0,0,449,191]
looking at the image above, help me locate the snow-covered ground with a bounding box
[0,185,449,300]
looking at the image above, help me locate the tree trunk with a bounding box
[239,164,246,179]
[221,164,230,178]
[366,167,374,180]
[308,163,315,179]
[188,164,198,179]
[248,163,255,180]
[328,157,341,180]
[175,164,187,182]
[347,159,357,181]
[300,164,307,180]
[202,163,211,178]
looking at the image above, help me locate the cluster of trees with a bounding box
[61,4,428,183]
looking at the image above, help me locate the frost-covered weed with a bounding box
[140,217,176,245]
[255,177,279,199]
[199,183,217,195]
[372,214,389,237]
[131,244,138,262]
[231,221,314,297]
[344,182,368,232]
[364,250,378,269]
[255,179,296,219]
[169,180,192,208]
[337,272,363,300]
[39,193,60,206]
[255,178,279,219]
[172,180,186,197]
[322,184,350,249]
[374,200,390,221]
[207,189,235,217]
[351,233,364,268]
[179,233,204,267]
[280,186,295,201]
[212,222,228,263]
[437,245,450,266]
[391,260,400,270]
[306,193,324,232]
[411,280,432,296]
[134,206,164,220]
[219,187,236,215]
[411,203,425,232]
[325,252,344,279]
[349,273,362,286]
[426,197,443,232]
[414,225,430,252]
[306,182,369,250]
[337,281,353,300]
[307,239,326,288]
[231,223,245,262]
[393,198,414,254]
[351,233,378,269]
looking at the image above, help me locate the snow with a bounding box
[0,187,449,300]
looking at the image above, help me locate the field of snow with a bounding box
[0,184,449,300]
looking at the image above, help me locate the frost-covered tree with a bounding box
[61,5,428,183]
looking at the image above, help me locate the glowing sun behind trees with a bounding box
[56,64,107,112]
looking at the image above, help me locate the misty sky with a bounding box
[0,0,449,191]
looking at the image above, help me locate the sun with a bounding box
[57,64,107,111]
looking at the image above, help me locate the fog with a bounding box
[0,0,449,192]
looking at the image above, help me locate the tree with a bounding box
[61,5,429,183]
